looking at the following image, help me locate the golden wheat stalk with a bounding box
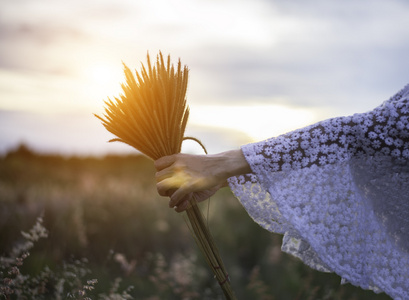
[95,52,236,299]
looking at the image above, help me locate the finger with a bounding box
[174,200,189,213]
[171,193,192,210]
[155,168,173,183]
[169,191,193,208]
[154,155,176,171]
[156,178,181,197]
[163,188,176,197]
[169,185,195,207]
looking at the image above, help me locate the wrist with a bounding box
[216,149,251,180]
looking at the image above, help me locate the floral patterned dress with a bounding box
[229,84,409,299]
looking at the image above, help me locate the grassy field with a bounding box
[0,145,391,299]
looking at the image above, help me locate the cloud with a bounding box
[0,0,133,74]
[0,21,86,73]
[182,0,409,113]
[1,0,409,154]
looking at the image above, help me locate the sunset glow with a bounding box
[190,104,318,142]
[87,64,121,86]
[1,0,408,154]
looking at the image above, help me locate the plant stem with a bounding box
[185,201,237,300]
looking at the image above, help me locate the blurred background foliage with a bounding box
[0,145,391,299]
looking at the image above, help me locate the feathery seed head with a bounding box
[95,51,190,160]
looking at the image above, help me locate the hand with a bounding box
[154,153,227,212]
[165,186,222,213]
[154,150,251,212]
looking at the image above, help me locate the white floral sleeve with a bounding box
[228,84,409,300]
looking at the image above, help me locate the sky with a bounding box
[1,0,409,156]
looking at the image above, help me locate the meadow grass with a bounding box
[0,145,392,299]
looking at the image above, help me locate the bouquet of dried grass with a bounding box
[95,52,236,299]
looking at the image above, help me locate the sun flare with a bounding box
[85,64,123,85]
[90,66,111,83]
[83,63,124,112]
